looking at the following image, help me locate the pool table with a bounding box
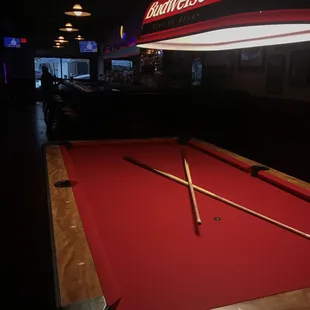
[44,138,310,310]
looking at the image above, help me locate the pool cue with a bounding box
[181,150,202,225]
[124,156,310,240]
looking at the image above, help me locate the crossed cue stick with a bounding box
[124,154,310,240]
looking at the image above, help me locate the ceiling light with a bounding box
[53,45,64,48]
[73,4,82,10]
[59,22,79,32]
[120,25,124,39]
[65,3,91,17]
[54,36,68,43]
[137,1,310,51]
[75,34,84,40]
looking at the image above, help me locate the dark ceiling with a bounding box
[2,0,151,48]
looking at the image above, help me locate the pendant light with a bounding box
[65,4,91,17]
[54,36,69,43]
[59,23,79,32]
[75,34,84,40]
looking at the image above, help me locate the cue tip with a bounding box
[197,220,202,226]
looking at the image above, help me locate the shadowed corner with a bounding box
[106,297,122,310]
[177,134,191,145]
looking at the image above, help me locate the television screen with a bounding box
[239,48,264,68]
[79,41,98,53]
[241,48,261,61]
[192,58,202,86]
[111,60,133,69]
[4,37,21,48]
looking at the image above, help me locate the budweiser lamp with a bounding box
[137,0,310,51]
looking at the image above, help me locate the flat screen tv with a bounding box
[79,41,98,53]
[239,47,264,68]
[4,37,21,48]
[111,60,133,69]
[192,58,202,86]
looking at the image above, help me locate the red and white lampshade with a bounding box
[137,0,310,51]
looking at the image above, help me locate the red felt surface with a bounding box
[60,139,310,310]
[188,140,252,172]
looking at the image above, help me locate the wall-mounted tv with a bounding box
[192,58,202,86]
[4,37,21,48]
[79,41,98,53]
[111,60,133,69]
[239,47,264,68]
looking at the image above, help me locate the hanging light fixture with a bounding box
[137,0,310,51]
[59,23,79,32]
[54,36,69,43]
[53,41,64,48]
[65,4,91,17]
[120,25,126,39]
[75,34,84,40]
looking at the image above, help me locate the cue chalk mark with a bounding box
[123,156,310,240]
[181,150,202,225]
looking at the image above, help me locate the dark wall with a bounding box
[104,8,146,48]
[89,57,98,80]
[162,42,310,101]
[3,43,36,105]
[163,51,206,89]
[0,47,5,101]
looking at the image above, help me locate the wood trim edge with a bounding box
[212,287,310,310]
[191,138,310,191]
[45,145,103,307]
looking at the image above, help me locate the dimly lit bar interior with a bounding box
[4,1,310,309]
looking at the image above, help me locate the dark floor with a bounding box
[7,102,55,309]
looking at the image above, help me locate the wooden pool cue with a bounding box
[181,150,202,225]
[124,156,310,240]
